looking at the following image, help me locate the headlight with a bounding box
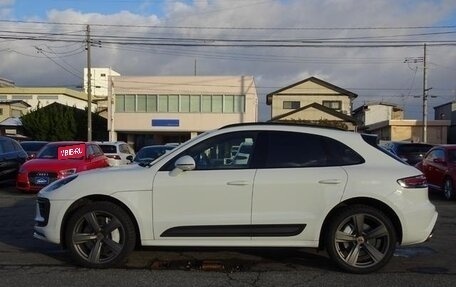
[59,168,77,177]
[42,174,78,193]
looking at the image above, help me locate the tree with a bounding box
[21,103,108,141]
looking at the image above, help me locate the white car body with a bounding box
[95,141,135,167]
[34,124,437,273]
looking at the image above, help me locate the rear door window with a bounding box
[257,131,364,168]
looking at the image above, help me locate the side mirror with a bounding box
[174,155,196,171]
[126,155,133,163]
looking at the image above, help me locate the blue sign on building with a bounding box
[151,119,180,127]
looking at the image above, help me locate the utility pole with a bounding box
[422,43,428,143]
[404,44,428,143]
[86,24,92,141]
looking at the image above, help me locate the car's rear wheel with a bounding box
[325,205,397,274]
[443,177,456,200]
[65,201,136,268]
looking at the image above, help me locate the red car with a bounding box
[16,141,109,193]
[415,145,456,200]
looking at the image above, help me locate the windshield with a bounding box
[20,142,47,152]
[37,144,84,160]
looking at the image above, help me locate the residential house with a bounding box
[0,117,26,139]
[355,102,450,144]
[266,77,358,130]
[434,101,456,143]
[353,102,404,126]
[0,100,30,123]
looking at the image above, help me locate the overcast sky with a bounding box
[1,0,456,121]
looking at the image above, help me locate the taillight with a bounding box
[397,175,427,188]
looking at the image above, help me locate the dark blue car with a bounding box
[0,136,28,183]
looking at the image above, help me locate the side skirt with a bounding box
[161,224,306,237]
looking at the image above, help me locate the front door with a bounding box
[152,131,259,240]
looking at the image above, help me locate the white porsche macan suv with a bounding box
[34,123,437,273]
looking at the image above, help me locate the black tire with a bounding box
[443,177,456,200]
[64,201,136,268]
[325,205,397,274]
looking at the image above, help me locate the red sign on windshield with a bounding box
[58,144,86,160]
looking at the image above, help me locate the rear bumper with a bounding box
[401,202,438,245]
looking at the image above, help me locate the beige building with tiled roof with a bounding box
[0,87,95,112]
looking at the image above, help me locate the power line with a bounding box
[1,19,456,31]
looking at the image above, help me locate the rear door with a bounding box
[86,144,108,169]
[251,131,361,242]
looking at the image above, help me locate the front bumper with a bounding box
[34,197,70,244]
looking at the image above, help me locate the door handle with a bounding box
[318,179,342,184]
[227,180,250,186]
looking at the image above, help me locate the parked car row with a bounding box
[379,141,434,166]
[0,137,177,193]
[380,140,456,201]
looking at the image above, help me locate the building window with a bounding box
[202,95,212,113]
[137,94,147,112]
[234,95,245,113]
[37,95,58,100]
[115,94,125,112]
[322,100,342,110]
[124,95,135,112]
[12,95,33,100]
[158,95,168,112]
[224,95,234,113]
[114,94,244,113]
[0,95,7,100]
[180,95,190,112]
[283,101,300,109]
[147,95,157,112]
[212,95,223,113]
[190,95,201,112]
[100,73,106,77]
[0,108,3,115]
[168,95,179,112]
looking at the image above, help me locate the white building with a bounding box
[353,102,404,126]
[84,67,120,99]
[108,75,258,149]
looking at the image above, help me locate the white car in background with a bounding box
[95,141,135,166]
[34,123,437,273]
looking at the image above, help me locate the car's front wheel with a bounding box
[325,205,397,273]
[65,201,136,268]
[443,177,456,200]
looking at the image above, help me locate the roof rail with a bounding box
[219,121,346,131]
